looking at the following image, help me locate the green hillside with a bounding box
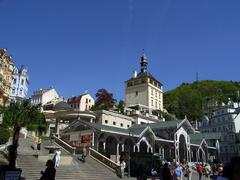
[163,80,240,121]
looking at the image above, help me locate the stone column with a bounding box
[137,145,140,152]
[55,118,60,137]
[117,143,119,157]
[133,145,136,152]
[162,148,165,160]
[122,144,124,152]
[92,132,95,147]
[103,142,106,152]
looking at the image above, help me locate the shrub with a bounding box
[0,126,10,145]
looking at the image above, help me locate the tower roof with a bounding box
[140,51,148,73]
[125,52,162,86]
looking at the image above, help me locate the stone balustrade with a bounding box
[89,147,121,177]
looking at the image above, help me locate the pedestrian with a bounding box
[120,159,126,178]
[174,163,182,180]
[204,163,211,180]
[54,148,61,168]
[40,159,56,180]
[229,157,240,180]
[162,163,172,180]
[82,146,87,163]
[216,165,230,180]
[37,137,42,150]
[185,162,193,180]
[151,168,158,180]
[197,162,203,180]
[34,135,39,150]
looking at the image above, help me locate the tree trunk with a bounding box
[8,121,21,169]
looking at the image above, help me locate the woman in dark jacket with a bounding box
[40,160,56,180]
[162,163,172,180]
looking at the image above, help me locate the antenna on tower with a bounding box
[196,72,199,82]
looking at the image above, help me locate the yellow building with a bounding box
[0,48,14,107]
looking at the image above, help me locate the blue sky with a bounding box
[1,0,240,101]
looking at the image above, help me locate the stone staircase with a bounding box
[17,137,120,180]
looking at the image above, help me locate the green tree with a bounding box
[93,89,116,110]
[2,101,47,169]
[163,80,240,121]
[117,100,125,113]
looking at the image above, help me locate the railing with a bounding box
[89,147,121,177]
[53,136,76,155]
[0,138,12,152]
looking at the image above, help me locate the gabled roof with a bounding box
[67,93,91,103]
[129,120,185,130]
[190,132,222,141]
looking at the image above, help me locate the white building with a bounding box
[10,65,29,102]
[199,99,240,163]
[125,53,163,112]
[67,93,94,111]
[31,87,59,106]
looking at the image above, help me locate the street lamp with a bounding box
[128,129,132,178]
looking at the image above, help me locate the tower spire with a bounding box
[140,49,148,73]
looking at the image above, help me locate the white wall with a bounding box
[42,89,59,105]
[97,110,133,129]
[79,94,95,111]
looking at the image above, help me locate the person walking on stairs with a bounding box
[54,148,61,168]
[40,159,56,180]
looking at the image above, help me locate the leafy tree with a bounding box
[0,126,10,144]
[152,110,177,121]
[163,80,240,121]
[117,100,125,113]
[93,89,116,110]
[2,101,47,169]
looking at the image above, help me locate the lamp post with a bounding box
[128,130,131,178]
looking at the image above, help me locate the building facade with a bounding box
[31,87,59,107]
[125,53,163,112]
[199,100,240,163]
[67,93,94,111]
[0,48,14,107]
[10,65,29,102]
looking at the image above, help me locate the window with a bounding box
[127,125,130,128]
[13,79,16,84]
[74,104,76,108]
[127,82,133,87]
[12,88,15,94]
[86,98,88,103]
[135,91,138,96]
[113,121,116,125]
[151,88,153,95]
[155,101,157,108]
[120,123,123,127]
[20,89,23,95]
[21,79,24,85]
[155,91,157,98]
[105,120,108,124]
[151,100,153,106]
